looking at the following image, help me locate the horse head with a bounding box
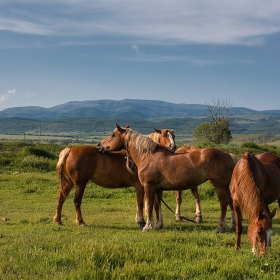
[247,208,276,255]
[97,123,128,152]
[153,128,176,152]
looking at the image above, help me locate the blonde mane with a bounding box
[125,130,158,156]
[146,132,160,143]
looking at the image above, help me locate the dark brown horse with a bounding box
[98,124,235,232]
[230,152,280,255]
[54,128,175,227]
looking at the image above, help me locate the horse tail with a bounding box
[56,147,71,179]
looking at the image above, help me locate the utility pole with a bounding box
[39,123,41,142]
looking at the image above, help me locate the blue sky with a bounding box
[1,0,280,111]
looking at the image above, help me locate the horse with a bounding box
[230,152,280,255]
[174,146,238,224]
[173,146,203,223]
[54,128,176,227]
[98,124,236,232]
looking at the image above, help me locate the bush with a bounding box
[20,155,56,172]
[240,141,261,149]
[20,146,56,159]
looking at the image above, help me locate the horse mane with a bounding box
[125,130,158,156]
[235,152,266,222]
[146,132,160,143]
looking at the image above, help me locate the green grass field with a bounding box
[1,142,280,279]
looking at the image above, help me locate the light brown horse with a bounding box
[54,128,175,227]
[230,152,280,255]
[98,124,236,232]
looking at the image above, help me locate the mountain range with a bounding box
[0,99,277,120]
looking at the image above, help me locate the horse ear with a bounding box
[125,125,130,128]
[270,208,277,219]
[154,128,161,134]
[116,123,127,133]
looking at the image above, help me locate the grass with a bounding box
[1,141,280,279]
[1,172,280,279]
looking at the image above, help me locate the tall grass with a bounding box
[1,142,280,279]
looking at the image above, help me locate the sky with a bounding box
[0,1,280,111]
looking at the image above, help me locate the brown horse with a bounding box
[98,124,235,232]
[174,146,238,224]
[54,128,175,227]
[230,152,280,255]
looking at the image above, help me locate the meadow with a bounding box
[1,141,280,279]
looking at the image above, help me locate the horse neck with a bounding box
[124,131,157,167]
[238,154,266,222]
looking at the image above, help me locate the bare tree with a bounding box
[205,99,233,124]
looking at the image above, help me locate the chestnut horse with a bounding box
[175,146,204,223]
[230,152,280,255]
[98,124,235,232]
[174,146,238,224]
[54,128,175,227]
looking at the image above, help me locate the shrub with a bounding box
[20,146,56,159]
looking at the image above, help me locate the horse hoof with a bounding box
[155,223,163,230]
[138,222,146,229]
[54,219,63,226]
[76,222,87,227]
[195,216,203,223]
[142,226,152,232]
[215,226,226,233]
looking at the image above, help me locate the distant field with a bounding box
[0,134,101,145]
[1,133,280,148]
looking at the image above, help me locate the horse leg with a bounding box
[134,182,146,229]
[154,190,164,229]
[143,186,155,232]
[175,190,183,222]
[54,182,73,225]
[227,187,236,231]
[233,201,243,250]
[214,187,228,233]
[191,187,203,223]
[73,184,87,226]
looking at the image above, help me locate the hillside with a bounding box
[1,99,280,144]
[0,99,269,120]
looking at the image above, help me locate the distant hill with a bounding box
[0,99,271,120]
[1,99,280,143]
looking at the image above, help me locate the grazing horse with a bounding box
[98,124,235,232]
[230,152,280,255]
[54,128,175,227]
[174,146,238,224]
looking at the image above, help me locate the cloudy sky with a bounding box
[1,0,280,111]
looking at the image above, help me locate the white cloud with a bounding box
[0,89,16,103]
[0,0,280,45]
[25,92,36,99]
[131,45,145,57]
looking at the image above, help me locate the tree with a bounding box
[193,99,233,145]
